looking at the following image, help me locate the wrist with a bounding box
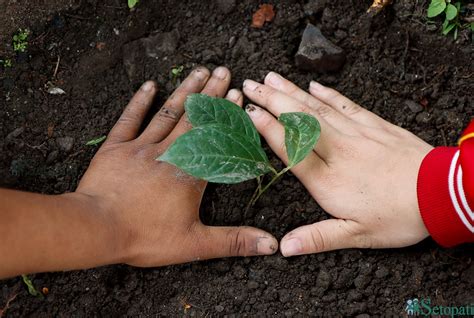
[63,191,127,267]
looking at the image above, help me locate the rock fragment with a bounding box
[405,100,423,113]
[123,30,180,83]
[216,0,236,14]
[56,137,74,152]
[295,24,345,72]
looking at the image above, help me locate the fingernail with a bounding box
[266,72,283,88]
[310,81,324,91]
[281,238,302,257]
[243,79,259,91]
[227,89,241,102]
[213,66,228,80]
[193,67,209,80]
[141,81,155,92]
[245,104,261,117]
[256,236,278,255]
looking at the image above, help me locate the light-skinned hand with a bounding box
[242,72,432,256]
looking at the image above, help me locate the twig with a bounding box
[0,284,20,318]
[399,30,410,80]
[53,55,60,78]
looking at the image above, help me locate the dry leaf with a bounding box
[96,42,106,51]
[251,4,275,28]
[367,0,392,14]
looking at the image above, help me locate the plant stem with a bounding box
[245,166,291,213]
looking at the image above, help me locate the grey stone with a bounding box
[295,23,345,72]
[46,150,59,164]
[123,30,179,83]
[375,266,389,278]
[354,274,371,289]
[142,30,180,58]
[6,127,24,141]
[248,52,263,63]
[217,0,236,14]
[215,305,224,312]
[56,136,74,152]
[304,0,330,16]
[416,111,432,124]
[247,281,259,289]
[405,99,423,113]
[231,36,255,59]
[201,49,219,63]
[316,269,331,290]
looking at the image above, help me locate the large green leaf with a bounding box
[279,112,320,168]
[158,124,271,184]
[445,3,457,21]
[185,94,261,145]
[427,0,446,18]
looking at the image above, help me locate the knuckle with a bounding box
[227,227,247,256]
[344,222,373,249]
[157,106,180,122]
[341,103,361,116]
[259,86,277,104]
[308,226,326,252]
[286,84,300,96]
[314,105,333,119]
[120,108,141,123]
[259,113,275,130]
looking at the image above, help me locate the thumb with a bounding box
[194,224,278,259]
[280,219,362,256]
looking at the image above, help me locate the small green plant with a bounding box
[128,0,139,9]
[86,135,107,146]
[427,0,471,39]
[0,59,13,68]
[171,65,184,84]
[158,94,320,207]
[13,29,30,52]
[21,275,43,298]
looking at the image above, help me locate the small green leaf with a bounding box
[279,112,320,168]
[128,0,139,9]
[21,275,42,298]
[442,21,456,35]
[86,135,107,146]
[445,4,458,21]
[427,0,446,18]
[158,124,271,184]
[185,94,261,145]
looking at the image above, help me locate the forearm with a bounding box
[0,189,122,279]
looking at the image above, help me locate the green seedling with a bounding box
[128,0,139,9]
[158,94,320,208]
[21,275,43,298]
[427,0,471,39]
[0,59,13,68]
[86,135,107,146]
[171,65,184,84]
[13,29,30,53]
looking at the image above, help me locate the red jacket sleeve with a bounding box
[417,119,474,247]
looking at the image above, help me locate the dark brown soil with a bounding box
[1,0,473,316]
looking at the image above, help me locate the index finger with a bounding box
[139,67,211,144]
